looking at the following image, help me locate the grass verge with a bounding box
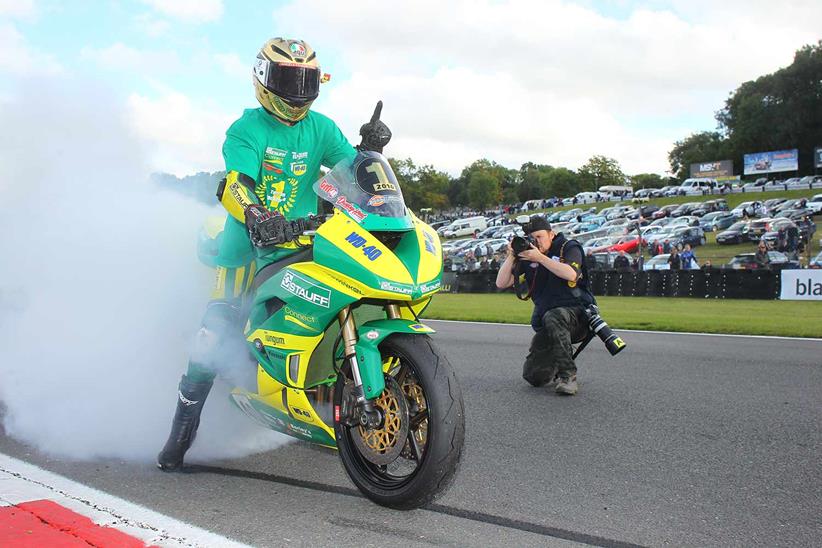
[423,293,822,338]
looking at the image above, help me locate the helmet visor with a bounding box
[254,58,320,104]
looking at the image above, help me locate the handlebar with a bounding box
[249,213,327,248]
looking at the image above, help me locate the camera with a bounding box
[510,235,534,255]
[584,304,626,356]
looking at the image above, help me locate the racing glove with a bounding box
[245,205,291,248]
[357,100,392,153]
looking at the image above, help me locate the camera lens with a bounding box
[587,310,626,356]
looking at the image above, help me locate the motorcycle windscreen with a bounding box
[314,152,414,231]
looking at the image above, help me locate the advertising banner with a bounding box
[815,146,822,168]
[780,269,822,301]
[689,159,733,178]
[743,149,799,175]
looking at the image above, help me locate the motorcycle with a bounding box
[198,151,465,509]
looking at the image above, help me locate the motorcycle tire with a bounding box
[334,333,465,510]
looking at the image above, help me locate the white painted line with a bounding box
[0,453,252,548]
[423,318,822,342]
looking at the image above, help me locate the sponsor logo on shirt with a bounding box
[292,151,309,160]
[291,162,307,177]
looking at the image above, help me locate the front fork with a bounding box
[338,304,400,429]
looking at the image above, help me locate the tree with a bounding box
[578,155,626,190]
[631,173,666,189]
[467,170,501,209]
[667,132,728,180]
[717,41,822,175]
[387,157,452,211]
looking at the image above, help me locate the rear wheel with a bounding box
[334,334,464,509]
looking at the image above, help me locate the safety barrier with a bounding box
[442,269,786,299]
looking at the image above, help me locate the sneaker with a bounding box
[555,375,578,396]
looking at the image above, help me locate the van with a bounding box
[574,192,599,204]
[442,216,488,238]
[679,178,716,195]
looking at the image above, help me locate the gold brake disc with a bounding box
[351,376,409,465]
[402,374,428,457]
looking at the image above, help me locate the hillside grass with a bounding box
[423,293,822,338]
[520,188,821,217]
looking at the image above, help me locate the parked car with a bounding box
[731,201,764,218]
[727,251,799,270]
[652,204,680,219]
[557,208,584,222]
[679,178,716,195]
[700,211,735,232]
[806,194,822,215]
[668,215,700,228]
[650,217,675,227]
[605,206,635,220]
[588,251,618,270]
[606,235,645,253]
[643,254,671,270]
[670,202,702,218]
[741,179,768,191]
[741,218,773,241]
[442,216,488,238]
[715,221,750,245]
[626,204,659,219]
[691,199,729,217]
[772,199,807,215]
[668,226,707,247]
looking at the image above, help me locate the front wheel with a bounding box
[334,334,465,510]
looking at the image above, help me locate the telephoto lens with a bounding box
[585,305,626,356]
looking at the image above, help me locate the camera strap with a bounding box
[512,260,537,300]
[559,239,592,304]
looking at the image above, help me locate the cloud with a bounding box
[0,0,36,19]
[214,52,249,79]
[127,88,235,176]
[133,12,171,37]
[273,0,820,174]
[0,23,62,75]
[140,0,223,23]
[80,42,181,73]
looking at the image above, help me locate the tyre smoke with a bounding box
[0,80,288,462]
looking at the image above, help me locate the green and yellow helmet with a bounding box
[253,38,321,123]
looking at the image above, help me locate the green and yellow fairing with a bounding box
[221,153,443,448]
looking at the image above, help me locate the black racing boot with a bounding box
[157,375,213,471]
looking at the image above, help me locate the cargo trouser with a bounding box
[522,306,589,387]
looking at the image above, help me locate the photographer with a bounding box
[495,217,594,395]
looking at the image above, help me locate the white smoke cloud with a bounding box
[0,78,288,462]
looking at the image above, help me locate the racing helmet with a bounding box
[253,38,321,123]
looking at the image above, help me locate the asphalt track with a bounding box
[2,322,821,547]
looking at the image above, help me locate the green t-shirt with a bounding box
[222,108,356,219]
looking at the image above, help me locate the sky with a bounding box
[1,0,819,177]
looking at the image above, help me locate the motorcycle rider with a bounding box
[158,38,391,471]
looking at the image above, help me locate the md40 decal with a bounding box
[344,232,383,261]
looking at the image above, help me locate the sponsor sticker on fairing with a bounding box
[336,196,367,222]
[419,280,441,293]
[367,195,386,207]
[423,231,437,255]
[379,280,413,294]
[280,271,331,308]
[318,179,338,198]
[366,330,380,340]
